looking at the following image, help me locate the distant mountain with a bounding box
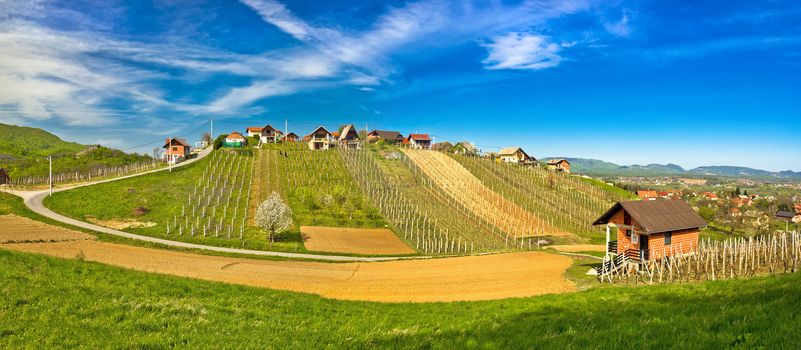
[553,157,801,179]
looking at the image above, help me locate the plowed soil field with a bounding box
[301,226,415,255]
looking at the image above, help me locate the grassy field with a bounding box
[42,150,305,253]
[2,248,800,348]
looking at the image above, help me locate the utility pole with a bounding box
[48,156,52,196]
[210,117,214,143]
[285,119,288,141]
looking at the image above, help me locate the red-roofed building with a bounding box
[246,126,263,138]
[702,192,718,201]
[224,131,247,148]
[162,137,191,164]
[406,134,431,149]
[637,190,658,201]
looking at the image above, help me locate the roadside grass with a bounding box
[2,249,800,348]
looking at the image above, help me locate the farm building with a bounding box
[405,134,432,149]
[546,158,571,172]
[162,138,191,164]
[307,126,333,150]
[281,132,299,142]
[338,124,361,149]
[593,199,706,262]
[0,168,9,185]
[367,130,404,143]
[259,125,283,144]
[245,126,263,138]
[224,132,247,148]
[454,141,478,155]
[636,190,658,200]
[497,147,535,165]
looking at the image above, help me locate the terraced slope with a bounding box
[404,149,563,237]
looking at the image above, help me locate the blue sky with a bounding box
[0,0,799,171]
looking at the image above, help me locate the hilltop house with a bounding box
[547,158,571,173]
[162,138,191,164]
[246,126,263,138]
[454,141,478,156]
[259,125,283,144]
[281,132,299,142]
[307,126,333,150]
[636,190,659,201]
[224,132,247,148]
[432,141,454,152]
[338,124,361,149]
[0,168,9,185]
[405,134,432,149]
[498,147,535,165]
[594,199,706,262]
[367,130,404,144]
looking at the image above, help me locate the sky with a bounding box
[0,0,799,171]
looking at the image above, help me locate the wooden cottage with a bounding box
[338,124,361,149]
[0,168,9,185]
[546,158,571,173]
[259,125,283,144]
[281,132,299,142]
[307,126,332,150]
[405,134,432,149]
[162,138,191,164]
[593,199,706,262]
[367,130,404,144]
[497,147,535,165]
[224,132,247,148]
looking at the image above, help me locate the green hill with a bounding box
[0,123,152,180]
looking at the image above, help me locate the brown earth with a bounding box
[85,217,157,230]
[301,226,415,255]
[0,215,95,243]
[546,244,606,253]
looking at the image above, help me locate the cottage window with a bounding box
[630,232,638,244]
[664,232,672,245]
[172,146,178,152]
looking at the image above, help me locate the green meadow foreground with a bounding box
[2,249,801,348]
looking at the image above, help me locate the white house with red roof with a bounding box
[405,134,431,149]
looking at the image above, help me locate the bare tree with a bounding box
[201,132,212,147]
[255,192,293,242]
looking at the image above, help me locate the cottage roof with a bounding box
[261,125,280,134]
[308,126,331,137]
[162,137,190,148]
[226,132,246,141]
[246,126,263,132]
[368,130,403,140]
[593,199,707,234]
[637,190,658,198]
[408,134,431,141]
[339,124,359,141]
[498,147,523,156]
[776,211,796,220]
[547,158,570,165]
[282,132,298,139]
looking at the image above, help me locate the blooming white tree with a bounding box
[255,192,293,242]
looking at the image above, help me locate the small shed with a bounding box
[593,199,706,261]
[546,158,571,173]
[224,132,247,148]
[0,168,9,185]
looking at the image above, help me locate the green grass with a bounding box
[576,175,639,200]
[2,249,800,348]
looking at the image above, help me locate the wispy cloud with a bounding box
[482,32,565,70]
[604,13,632,37]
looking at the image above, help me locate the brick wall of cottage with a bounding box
[608,208,699,260]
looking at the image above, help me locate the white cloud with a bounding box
[482,32,564,70]
[604,13,631,37]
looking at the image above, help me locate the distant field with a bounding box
[2,249,800,348]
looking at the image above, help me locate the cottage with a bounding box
[497,147,535,165]
[454,141,478,156]
[338,124,361,149]
[593,199,706,262]
[432,141,454,152]
[702,192,718,201]
[636,190,658,201]
[405,134,432,149]
[246,126,263,138]
[224,132,247,148]
[546,158,571,173]
[162,138,191,164]
[367,130,404,144]
[281,132,299,142]
[307,126,333,150]
[0,168,9,185]
[259,125,283,144]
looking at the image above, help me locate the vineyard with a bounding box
[165,150,254,240]
[405,150,563,238]
[449,152,632,242]
[254,143,385,228]
[340,147,540,253]
[6,160,162,187]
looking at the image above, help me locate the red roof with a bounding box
[246,126,263,132]
[163,137,190,148]
[227,131,246,140]
[408,134,431,141]
[637,190,658,198]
